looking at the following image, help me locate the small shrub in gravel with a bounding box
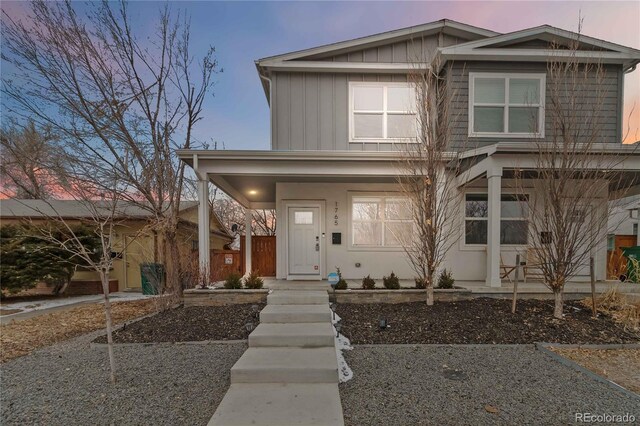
[437,269,455,289]
[334,267,348,290]
[224,272,243,289]
[362,275,376,290]
[243,270,264,289]
[383,272,400,289]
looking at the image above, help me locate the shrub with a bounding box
[362,275,376,290]
[414,278,426,289]
[334,267,348,290]
[383,272,400,289]
[583,287,639,331]
[243,270,264,289]
[437,269,455,289]
[223,272,243,289]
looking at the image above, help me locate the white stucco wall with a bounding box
[275,179,608,282]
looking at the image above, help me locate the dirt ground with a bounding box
[0,299,161,362]
[93,304,265,344]
[335,298,640,345]
[551,347,640,394]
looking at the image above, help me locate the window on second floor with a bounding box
[469,73,545,138]
[349,82,417,142]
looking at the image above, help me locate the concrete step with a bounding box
[209,383,344,426]
[260,304,333,323]
[267,290,328,305]
[249,323,335,348]
[231,347,338,383]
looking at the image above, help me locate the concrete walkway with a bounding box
[0,292,150,325]
[209,285,344,426]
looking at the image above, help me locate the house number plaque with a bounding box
[334,202,339,226]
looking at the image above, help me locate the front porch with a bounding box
[178,145,640,288]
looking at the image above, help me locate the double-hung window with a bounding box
[464,193,529,245]
[351,196,412,248]
[469,73,545,137]
[349,82,417,141]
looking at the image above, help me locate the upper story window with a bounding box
[349,82,417,142]
[469,73,545,138]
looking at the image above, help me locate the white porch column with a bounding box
[486,166,503,287]
[197,178,210,283]
[245,208,252,274]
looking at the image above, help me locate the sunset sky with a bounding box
[2,1,639,147]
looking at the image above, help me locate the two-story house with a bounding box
[179,19,640,287]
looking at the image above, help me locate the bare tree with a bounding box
[397,58,463,305]
[211,194,276,237]
[0,120,65,199]
[2,0,219,294]
[252,209,277,236]
[514,23,635,319]
[21,172,141,383]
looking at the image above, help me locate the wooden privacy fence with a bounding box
[607,234,637,280]
[210,235,276,281]
[241,235,277,277]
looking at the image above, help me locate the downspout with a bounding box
[258,69,273,150]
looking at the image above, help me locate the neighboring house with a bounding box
[607,195,640,279]
[0,199,231,293]
[179,19,640,286]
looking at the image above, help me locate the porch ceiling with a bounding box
[177,150,404,208]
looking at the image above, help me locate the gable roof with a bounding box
[438,25,640,70]
[256,19,499,65]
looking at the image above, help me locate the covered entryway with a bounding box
[178,150,402,281]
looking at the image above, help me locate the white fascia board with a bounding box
[440,25,640,55]
[256,20,499,64]
[439,49,639,64]
[258,60,430,74]
[177,149,458,162]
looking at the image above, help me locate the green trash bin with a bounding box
[621,246,640,283]
[140,263,164,295]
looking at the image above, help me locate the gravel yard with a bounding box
[93,304,264,344]
[339,345,640,425]
[1,331,246,425]
[336,299,640,344]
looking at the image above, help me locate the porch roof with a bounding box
[176,150,414,209]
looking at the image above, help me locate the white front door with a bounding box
[288,207,321,276]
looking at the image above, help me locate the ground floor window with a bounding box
[464,193,529,245]
[351,195,412,247]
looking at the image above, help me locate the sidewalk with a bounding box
[0,292,149,325]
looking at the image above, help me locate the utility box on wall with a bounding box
[332,232,342,245]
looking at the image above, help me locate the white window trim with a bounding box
[348,81,417,143]
[461,189,531,250]
[348,192,411,251]
[468,72,546,138]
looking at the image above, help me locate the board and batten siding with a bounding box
[271,62,623,152]
[272,72,411,151]
[448,62,624,150]
[298,33,471,63]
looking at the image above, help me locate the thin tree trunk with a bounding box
[426,285,434,306]
[553,290,563,319]
[100,272,117,383]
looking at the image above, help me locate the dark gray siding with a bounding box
[448,62,623,150]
